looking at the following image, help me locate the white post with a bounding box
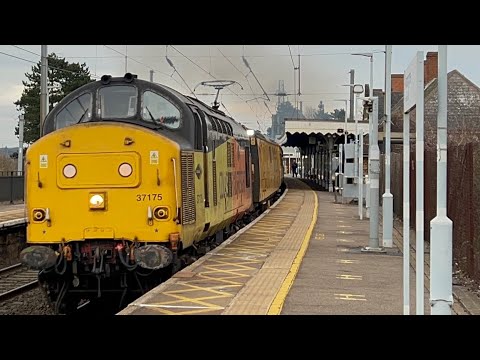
[415,51,425,315]
[359,129,364,219]
[430,45,453,315]
[367,55,374,218]
[403,112,410,315]
[368,97,380,249]
[40,45,48,135]
[354,102,358,189]
[382,45,394,248]
[17,114,24,173]
[363,97,383,253]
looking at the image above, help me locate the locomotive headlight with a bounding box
[89,193,106,209]
[63,164,77,178]
[118,163,133,177]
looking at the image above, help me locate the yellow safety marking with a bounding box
[334,293,366,301]
[247,229,286,235]
[160,283,242,295]
[159,293,232,305]
[200,265,253,278]
[137,304,224,311]
[337,259,359,264]
[336,274,363,280]
[139,304,224,315]
[267,191,318,315]
[207,259,261,271]
[248,226,289,231]
[155,293,230,309]
[209,253,265,262]
[226,246,273,256]
[337,239,354,243]
[196,274,244,286]
[146,284,237,313]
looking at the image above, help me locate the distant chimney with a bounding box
[424,52,438,85]
[391,74,404,93]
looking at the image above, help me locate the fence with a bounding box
[0,171,24,203]
[383,144,480,283]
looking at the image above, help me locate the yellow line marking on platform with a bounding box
[267,190,318,315]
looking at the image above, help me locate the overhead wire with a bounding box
[169,45,260,127]
[216,46,268,125]
[11,45,101,79]
[102,45,191,95]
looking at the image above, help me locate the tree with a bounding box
[304,106,317,119]
[0,154,16,172]
[14,53,94,144]
[329,108,346,121]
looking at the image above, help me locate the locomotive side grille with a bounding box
[213,161,218,206]
[227,142,232,168]
[227,172,232,197]
[181,152,196,225]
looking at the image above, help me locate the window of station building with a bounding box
[141,91,181,129]
[55,92,92,130]
[97,85,137,119]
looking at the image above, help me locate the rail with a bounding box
[0,263,39,302]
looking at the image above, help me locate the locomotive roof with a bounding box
[55,74,250,139]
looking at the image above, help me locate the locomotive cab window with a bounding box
[55,92,92,130]
[97,85,137,119]
[141,91,181,129]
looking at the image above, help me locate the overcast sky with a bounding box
[0,45,477,147]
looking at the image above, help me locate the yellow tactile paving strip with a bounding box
[119,178,317,315]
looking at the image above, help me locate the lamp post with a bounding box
[351,53,373,97]
[352,52,374,218]
[383,45,393,248]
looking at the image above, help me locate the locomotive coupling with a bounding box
[20,246,58,270]
[134,245,173,270]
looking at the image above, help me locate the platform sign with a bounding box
[404,53,419,113]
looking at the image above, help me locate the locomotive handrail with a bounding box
[171,157,179,223]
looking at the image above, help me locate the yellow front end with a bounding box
[25,122,181,245]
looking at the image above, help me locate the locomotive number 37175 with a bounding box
[136,194,163,201]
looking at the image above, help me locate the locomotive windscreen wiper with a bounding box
[77,107,89,123]
[145,106,168,130]
[145,106,161,126]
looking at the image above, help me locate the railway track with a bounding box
[0,263,39,302]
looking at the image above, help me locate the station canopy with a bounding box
[277,118,370,148]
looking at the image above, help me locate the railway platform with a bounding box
[0,203,26,229]
[118,177,476,315]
